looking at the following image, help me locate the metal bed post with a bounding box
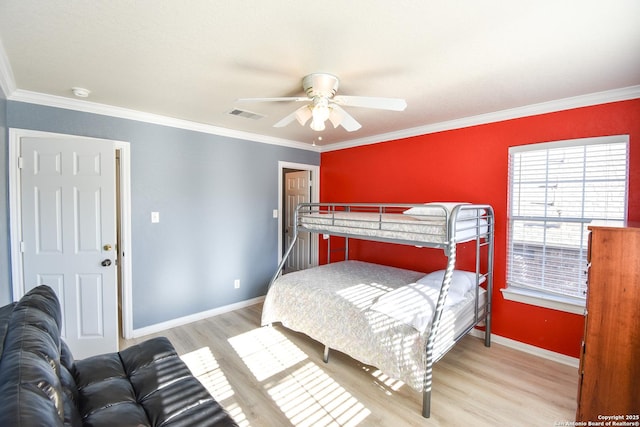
[474,216,482,331]
[484,207,495,347]
[323,346,330,363]
[344,237,349,260]
[345,205,350,260]
[468,205,494,348]
[422,240,457,418]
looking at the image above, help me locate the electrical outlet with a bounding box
[234,279,240,289]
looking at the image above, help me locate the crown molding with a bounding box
[7,89,320,152]
[7,84,639,154]
[321,85,640,152]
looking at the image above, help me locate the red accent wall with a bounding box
[320,99,640,358]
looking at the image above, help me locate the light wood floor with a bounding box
[121,304,578,426]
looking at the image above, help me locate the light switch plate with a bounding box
[151,212,160,223]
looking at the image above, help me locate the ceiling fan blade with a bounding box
[274,105,311,128]
[333,95,407,111]
[294,105,312,126]
[329,105,362,132]
[237,96,309,102]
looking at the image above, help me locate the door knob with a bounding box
[103,244,112,251]
[101,259,112,267]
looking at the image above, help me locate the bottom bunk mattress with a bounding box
[261,260,487,391]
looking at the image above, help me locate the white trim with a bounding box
[8,129,134,341]
[8,130,24,300]
[277,162,320,268]
[4,83,639,154]
[501,287,585,315]
[505,135,629,315]
[470,329,580,368]
[509,134,629,153]
[9,89,320,152]
[321,85,640,152]
[114,141,134,340]
[131,296,265,339]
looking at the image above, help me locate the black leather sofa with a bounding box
[0,285,238,426]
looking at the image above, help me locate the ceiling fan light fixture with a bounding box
[310,115,326,131]
[310,97,331,131]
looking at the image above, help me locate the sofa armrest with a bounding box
[0,302,16,356]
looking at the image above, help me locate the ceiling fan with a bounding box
[238,73,407,132]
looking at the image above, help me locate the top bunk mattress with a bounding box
[297,202,491,245]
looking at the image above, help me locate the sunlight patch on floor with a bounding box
[223,402,251,427]
[228,326,308,382]
[268,361,371,427]
[371,369,404,392]
[228,326,371,426]
[180,346,250,425]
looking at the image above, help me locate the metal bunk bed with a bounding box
[263,202,495,418]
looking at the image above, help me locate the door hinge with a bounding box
[20,241,25,253]
[17,157,24,169]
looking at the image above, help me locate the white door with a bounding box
[285,170,311,272]
[20,136,118,358]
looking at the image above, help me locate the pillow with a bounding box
[369,284,437,333]
[403,202,485,220]
[416,269,485,294]
[369,282,464,333]
[438,284,467,306]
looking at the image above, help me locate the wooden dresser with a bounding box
[576,223,640,421]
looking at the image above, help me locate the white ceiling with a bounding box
[1,1,639,149]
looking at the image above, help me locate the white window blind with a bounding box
[507,136,628,299]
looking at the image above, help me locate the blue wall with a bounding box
[4,101,319,328]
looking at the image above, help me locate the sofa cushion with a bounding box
[74,337,238,427]
[74,351,147,426]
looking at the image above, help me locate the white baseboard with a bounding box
[131,296,265,339]
[470,329,580,368]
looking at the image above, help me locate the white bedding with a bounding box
[299,211,487,244]
[261,260,487,391]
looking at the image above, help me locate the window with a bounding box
[504,135,628,312]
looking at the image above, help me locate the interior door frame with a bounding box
[278,161,320,268]
[8,128,135,340]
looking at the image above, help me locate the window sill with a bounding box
[501,287,585,315]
